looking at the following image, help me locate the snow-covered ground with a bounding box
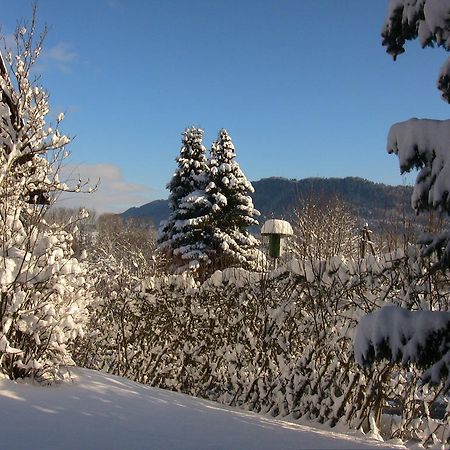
[0,368,404,450]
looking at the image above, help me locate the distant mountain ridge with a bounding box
[121,177,413,228]
[122,199,171,228]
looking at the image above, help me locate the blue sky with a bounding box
[3,0,450,213]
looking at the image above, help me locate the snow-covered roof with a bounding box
[261,219,293,236]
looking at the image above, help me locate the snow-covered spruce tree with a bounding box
[344,4,450,443]
[383,0,450,268]
[207,129,261,270]
[0,14,91,380]
[157,127,214,276]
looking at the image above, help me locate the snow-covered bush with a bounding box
[81,238,450,445]
[0,14,91,380]
[73,217,160,378]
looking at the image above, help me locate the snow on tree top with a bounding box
[261,219,293,236]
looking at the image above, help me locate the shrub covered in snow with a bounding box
[74,217,158,377]
[79,241,450,446]
[0,14,91,380]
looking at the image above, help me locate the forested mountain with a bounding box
[122,176,413,228]
[122,199,171,227]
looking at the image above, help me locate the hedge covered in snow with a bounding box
[76,245,450,447]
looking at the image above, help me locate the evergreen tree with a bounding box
[382,0,450,268]
[207,129,261,269]
[157,127,214,274]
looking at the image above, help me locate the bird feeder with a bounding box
[261,219,293,258]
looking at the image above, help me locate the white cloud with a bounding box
[1,34,77,74]
[46,42,77,63]
[42,42,77,73]
[57,163,154,214]
[106,0,125,11]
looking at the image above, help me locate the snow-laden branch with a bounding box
[382,0,450,57]
[355,305,450,370]
[382,0,450,101]
[387,118,450,213]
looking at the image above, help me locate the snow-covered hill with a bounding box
[0,368,404,450]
